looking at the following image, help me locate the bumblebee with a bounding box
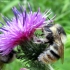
[0,50,16,70]
[33,23,66,64]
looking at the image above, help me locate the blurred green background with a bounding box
[0,0,70,70]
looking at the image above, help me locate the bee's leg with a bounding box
[33,35,42,44]
[33,35,49,44]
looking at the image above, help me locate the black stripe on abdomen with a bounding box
[50,50,60,59]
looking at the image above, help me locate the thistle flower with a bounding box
[0,4,54,55]
[20,68,29,70]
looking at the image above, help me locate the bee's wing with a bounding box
[60,43,64,64]
[58,42,64,64]
[55,32,64,63]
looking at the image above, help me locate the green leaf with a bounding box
[55,10,70,21]
[2,0,20,13]
[62,0,70,12]
[53,48,70,70]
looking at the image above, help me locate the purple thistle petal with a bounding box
[2,15,10,26]
[19,4,27,26]
[19,5,24,26]
[20,68,29,70]
[24,10,27,21]
[23,9,27,26]
[28,3,32,13]
[35,8,40,17]
[0,22,4,26]
[12,7,20,23]
[19,4,23,14]
[0,27,8,32]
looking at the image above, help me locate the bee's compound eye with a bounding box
[55,24,66,36]
[44,23,54,28]
[46,33,54,43]
[44,26,52,33]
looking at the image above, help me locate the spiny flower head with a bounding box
[0,4,54,55]
[20,68,29,70]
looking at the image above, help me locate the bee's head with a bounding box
[54,24,67,44]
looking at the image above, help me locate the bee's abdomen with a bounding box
[38,45,60,64]
[50,50,60,59]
